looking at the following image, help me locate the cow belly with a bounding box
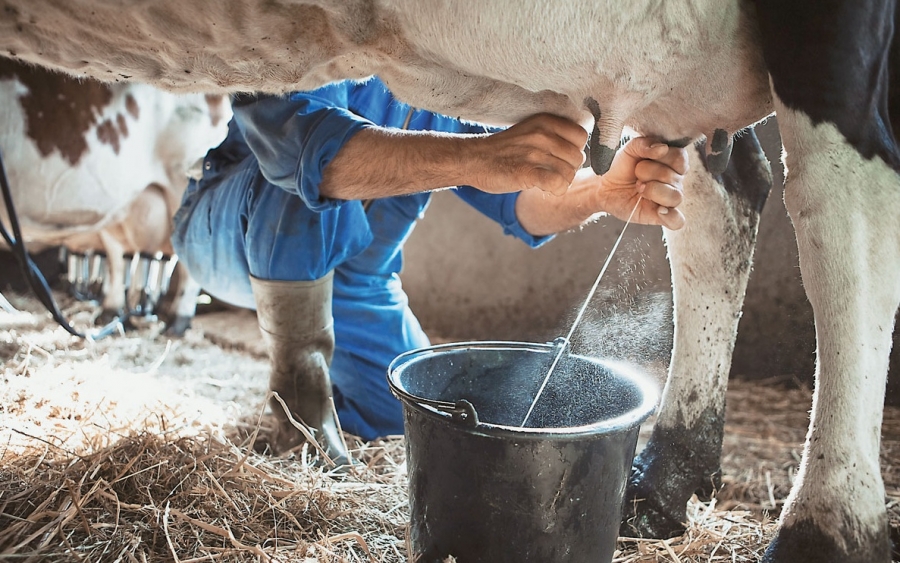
[378,0,773,135]
[1,153,163,242]
[1,1,772,140]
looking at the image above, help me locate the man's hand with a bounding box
[596,137,688,230]
[469,114,588,197]
[514,135,689,236]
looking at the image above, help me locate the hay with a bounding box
[3,290,900,562]
[0,430,409,562]
[1,425,780,563]
[615,496,775,562]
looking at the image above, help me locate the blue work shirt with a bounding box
[172,77,552,440]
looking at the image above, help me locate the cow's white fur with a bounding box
[775,98,900,549]
[657,141,759,428]
[1,1,773,143]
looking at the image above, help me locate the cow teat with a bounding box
[705,128,734,176]
[584,97,624,175]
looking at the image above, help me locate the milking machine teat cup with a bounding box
[62,247,179,321]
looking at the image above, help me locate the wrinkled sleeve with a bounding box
[451,186,554,248]
[447,120,553,247]
[231,85,373,212]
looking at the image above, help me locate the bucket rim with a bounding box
[387,340,660,438]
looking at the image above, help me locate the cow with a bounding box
[0,57,231,334]
[0,1,896,561]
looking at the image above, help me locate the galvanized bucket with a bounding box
[388,340,658,563]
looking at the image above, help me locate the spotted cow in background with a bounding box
[0,58,231,333]
[0,1,898,561]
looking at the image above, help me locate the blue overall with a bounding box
[172,77,551,440]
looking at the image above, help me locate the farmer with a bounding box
[171,77,687,463]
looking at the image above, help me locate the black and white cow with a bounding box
[0,1,897,561]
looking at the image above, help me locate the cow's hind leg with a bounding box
[761,100,899,563]
[622,129,772,538]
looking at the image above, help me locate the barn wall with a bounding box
[402,119,900,401]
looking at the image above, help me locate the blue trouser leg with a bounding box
[171,156,370,306]
[330,273,431,440]
[171,159,260,309]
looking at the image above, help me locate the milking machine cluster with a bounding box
[60,248,179,319]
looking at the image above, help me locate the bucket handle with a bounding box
[388,340,558,428]
[392,386,480,428]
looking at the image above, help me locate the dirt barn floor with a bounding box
[2,290,900,562]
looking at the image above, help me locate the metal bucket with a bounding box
[388,340,659,563]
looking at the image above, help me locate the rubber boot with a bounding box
[250,272,350,465]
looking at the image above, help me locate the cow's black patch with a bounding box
[763,515,891,563]
[753,0,900,171]
[694,127,773,214]
[621,405,725,539]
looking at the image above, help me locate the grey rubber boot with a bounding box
[250,272,350,465]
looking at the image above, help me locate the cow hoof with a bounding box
[164,315,192,336]
[620,495,686,539]
[621,453,690,539]
[762,518,891,563]
[620,410,725,540]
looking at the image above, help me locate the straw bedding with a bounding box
[2,291,898,562]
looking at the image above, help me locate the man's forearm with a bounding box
[319,128,486,200]
[319,113,589,201]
